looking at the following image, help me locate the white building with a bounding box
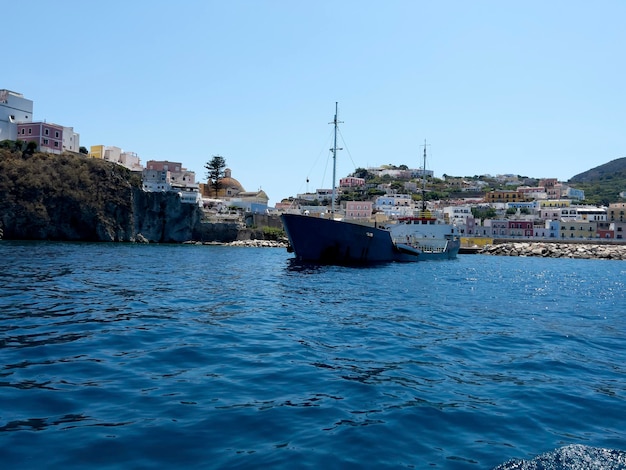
[576,206,606,222]
[173,184,202,206]
[62,126,80,153]
[118,151,143,171]
[443,205,473,223]
[374,194,414,217]
[142,169,171,192]
[0,89,33,141]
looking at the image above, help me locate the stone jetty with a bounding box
[480,241,626,260]
[185,239,288,248]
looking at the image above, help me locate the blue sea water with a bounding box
[0,241,625,469]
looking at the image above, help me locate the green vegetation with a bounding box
[471,206,497,221]
[568,157,626,206]
[205,154,226,197]
[262,226,285,240]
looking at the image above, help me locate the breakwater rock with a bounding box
[185,239,288,248]
[480,242,626,260]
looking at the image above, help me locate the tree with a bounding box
[205,155,226,197]
[23,141,38,157]
[79,146,88,154]
[352,167,370,179]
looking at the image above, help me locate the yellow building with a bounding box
[485,190,528,204]
[538,199,572,208]
[89,145,104,159]
[559,220,598,239]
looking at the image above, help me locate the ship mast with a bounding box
[330,102,342,215]
[421,139,428,213]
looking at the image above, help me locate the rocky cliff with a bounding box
[0,149,206,243]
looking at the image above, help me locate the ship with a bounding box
[281,103,460,265]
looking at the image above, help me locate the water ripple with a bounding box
[1,242,625,468]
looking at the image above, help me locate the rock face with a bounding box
[481,242,626,260]
[0,150,281,244]
[0,150,205,243]
[132,189,200,243]
[0,184,202,243]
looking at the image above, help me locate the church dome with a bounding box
[215,168,245,198]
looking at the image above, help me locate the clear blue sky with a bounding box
[5,1,625,205]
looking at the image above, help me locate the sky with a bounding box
[4,0,625,205]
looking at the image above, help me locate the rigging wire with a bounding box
[290,112,365,205]
[290,126,336,202]
[336,126,359,173]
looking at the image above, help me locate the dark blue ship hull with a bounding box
[281,213,419,264]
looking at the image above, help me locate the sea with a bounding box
[1,240,625,469]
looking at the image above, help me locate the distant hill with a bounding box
[567,157,626,205]
[569,157,626,183]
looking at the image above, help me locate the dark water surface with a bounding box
[1,241,625,469]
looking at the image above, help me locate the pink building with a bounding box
[344,201,372,220]
[146,160,183,172]
[340,176,365,187]
[16,122,64,154]
[508,220,533,237]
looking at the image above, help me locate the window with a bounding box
[43,139,49,144]
[28,128,32,135]
[55,131,59,138]
[54,142,59,147]
[44,129,49,136]
[20,129,25,134]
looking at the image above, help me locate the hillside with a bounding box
[569,157,626,183]
[0,147,201,242]
[567,157,626,205]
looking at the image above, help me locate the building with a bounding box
[558,220,598,239]
[508,220,534,237]
[201,168,244,199]
[518,186,548,200]
[344,201,373,220]
[563,186,585,201]
[146,160,196,187]
[62,126,80,153]
[612,222,626,239]
[443,205,473,223]
[608,203,626,223]
[90,145,142,171]
[485,190,528,204]
[374,194,414,217]
[487,219,509,237]
[577,206,606,222]
[141,159,200,205]
[17,122,64,154]
[0,89,33,141]
[227,190,270,213]
[142,169,171,192]
[340,176,365,187]
[2,90,79,154]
